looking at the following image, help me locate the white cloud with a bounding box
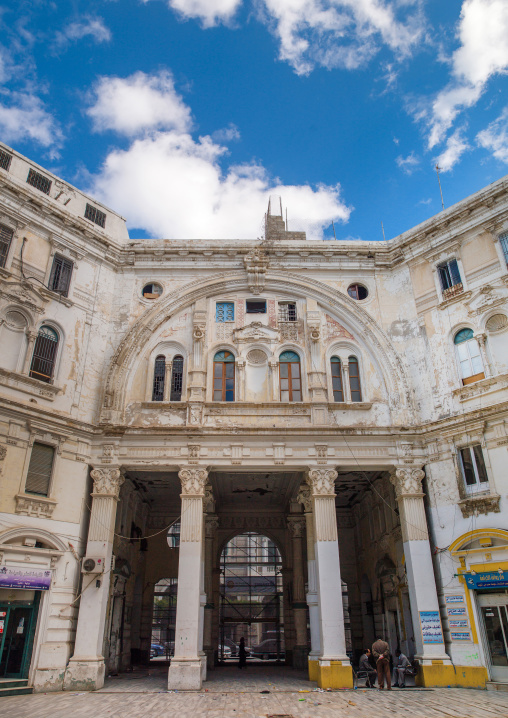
[477,106,508,162]
[427,0,508,148]
[148,0,242,28]
[396,151,420,174]
[55,16,111,50]
[87,71,192,136]
[89,130,351,239]
[259,0,425,75]
[434,128,469,172]
[0,92,62,149]
[211,123,241,142]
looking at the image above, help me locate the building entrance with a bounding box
[478,592,508,682]
[0,595,39,679]
[219,532,284,663]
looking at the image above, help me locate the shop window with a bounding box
[213,350,235,401]
[246,299,266,314]
[25,442,55,496]
[152,355,165,401]
[347,284,368,300]
[330,356,344,402]
[49,254,73,297]
[142,283,163,299]
[216,302,234,322]
[278,302,297,321]
[348,356,362,401]
[0,223,13,268]
[279,350,301,402]
[438,258,462,298]
[454,328,484,384]
[459,445,489,494]
[29,326,59,383]
[170,355,184,401]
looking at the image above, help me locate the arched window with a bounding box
[213,351,235,401]
[348,356,362,401]
[152,355,166,401]
[330,356,344,402]
[279,351,301,402]
[29,326,58,383]
[170,355,184,401]
[454,328,484,384]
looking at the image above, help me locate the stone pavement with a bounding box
[2,665,508,718]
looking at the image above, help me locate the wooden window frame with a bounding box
[213,351,235,401]
[348,356,362,402]
[170,355,184,401]
[330,357,344,402]
[279,353,302,402]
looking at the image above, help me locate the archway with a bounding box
[219,532,284,663]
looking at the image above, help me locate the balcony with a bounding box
[442,282,463,301]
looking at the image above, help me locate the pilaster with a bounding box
[287,515,308,669]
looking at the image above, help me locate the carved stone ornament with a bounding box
[458,494,500,518]
[287,516,306,538]
[309,327,321,343]
[90,467,125,497]
[296,484,312,511]
[0,445,7,460]
[15,493,56,518]
[193,326,205,342]
[203,483,216,512]
[179,467,208,496]
[389,467,425,498]
[244,247,269,295]
[306,468,338,496]
[246,349,268,365]
[205,515,219,538]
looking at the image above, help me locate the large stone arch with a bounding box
[100,269,414,421]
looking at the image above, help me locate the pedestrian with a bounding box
[358,648,377,688]
[393,649,411,688]
[238,637,247,669]
[372,637,391,690]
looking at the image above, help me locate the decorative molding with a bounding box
[178,467,208,496]
[0,367,61,401]
[90,467,125,497]
[453,373,508,402]
[244,247,269,295]
[458,494,501,518]
[246,348,268,365]
[296,484,312,512]
[205,515,219,538]
[203,483,215,512]
[15,493,56,518]
[220,515,285,529]
[306,468,338,496]
[287,516,306,538]
[389,467,425,497]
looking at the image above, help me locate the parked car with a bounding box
[250,639,285,660]
[218,644,233,658]
[222,638,251,657]
[150,642,166,657]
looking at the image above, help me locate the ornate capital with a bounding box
[90,467,125,497]
[179,467,208,496]
[306,468,338,497]
[296,484,312,511]
[390,467,425,498]
[287,516,306,538]
[203,483,216,512]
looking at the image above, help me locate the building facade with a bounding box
[1,141,508,692]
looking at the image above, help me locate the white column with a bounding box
[168,467,208,690]
[287,516,308,669]
[64,467,125,691]
[163,359,173,401]
[297,484,320,668]
[390,467,451,666]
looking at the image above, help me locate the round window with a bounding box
[142,283,163,299]
[347,284,368,300]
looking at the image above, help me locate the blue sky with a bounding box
[1,0,508,241]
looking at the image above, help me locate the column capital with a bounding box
[203,483,216,512]
[389,466,425,498]
[90,466,125,498]
[296,483,312,511]
[178,466,208,496]
[205,515,219,538]
[306,467,338,497]
[287,516,306,537]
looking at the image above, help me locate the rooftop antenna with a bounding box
[381,221,386,241]
[435,164,445,210]
[279,196,283,218]
[332,220,337,240]
[285,208,288,231]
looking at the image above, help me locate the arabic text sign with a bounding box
[447,606,466,615]
[445,595,464,603]
[451,632,471,641]
[465,571,508,589]
[0,565,51,590]
[419,610,444,644]
[449,619,468,628]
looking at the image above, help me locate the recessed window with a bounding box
[459,445,489,494]
[0,148,12,172]
[213,350,235,401]
[0,223,14,268]
[26,168,52,195]
[49,254,73,297]
[142,283,163,299]
[348,356,362,401]
[331,357,343,402]
[278,302,297,322]
[25,443,55,496]
[347,284,368,300]
[170,355,184,401]
[279,350,301,402]
[29,326,59,383]
[438,258,461,292]
[152,355,166,402]
[84,203,106,229]
[246,299,266,314]
[216,302,234,322]
[499,231,508,266]
[454,329,484,384]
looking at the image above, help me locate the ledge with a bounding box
[39,286,73,307]
[438,289,472,311]
[458,493,500,518]
[453,373,508,402]
[0,368,61,401]
[15,493,57,518]
[328,402,373,410]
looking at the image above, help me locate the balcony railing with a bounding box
[442,282,463,301]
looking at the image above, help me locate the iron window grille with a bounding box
[49,254,73,297]
[216,302,234,322]
[0,223,14,268]
[0,148,12,172]
[29,326,58,383]
[278,302,297,322]
[152,355,166,401]
[331,356,344,402]
[348,356,362,401]
[84,203,106,229]
[25,442,55,496]
[26,168,52,195]
[438,258,461,291]
[459,445,489,494]
[170,355,184,401]
[246,299,266,314]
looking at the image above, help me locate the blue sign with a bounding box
[465,571,508,589]
[445,595,464,603]
[0,565,51,590]
[420,611,444,644]
[448,607,466,615]
[451,632,471,641]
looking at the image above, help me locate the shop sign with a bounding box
[449,619,468,628]
[448,606,466,615]
[451,632,471,640]
[0,565,51,590]
[465,571,508,589]
[445,595,464,603]
[419,611,444,644]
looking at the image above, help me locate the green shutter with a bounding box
[25,443,54,496]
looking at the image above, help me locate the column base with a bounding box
[63,657,105,691]
[293,645,309,670]
[308,657,319,682]
[416,662,488,688]
[316,660,353,689]
[168,659,203,690]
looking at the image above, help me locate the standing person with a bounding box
[358,648,377,688]
[393,649,411,687]
[372,637,391,690]
[238,637,247,669]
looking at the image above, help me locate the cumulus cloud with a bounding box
[54,16,111,50]
[87,71,192,136]
[89,130,350,239]
[0,92,62,149]
[145,0,242,28]
[427,0,508,149]
[434,128,469,171]
[396,151,420,174]
[476,107,508,163]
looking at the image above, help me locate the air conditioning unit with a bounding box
[81,557,105,574]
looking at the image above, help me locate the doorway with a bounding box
[219,532,284,663]
[0,596,39,679]
[478,593,508,682]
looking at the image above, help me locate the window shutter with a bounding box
[49,255,73,296]
[449,259,461,286]
[0,223,13,268]
[25,443,55,496]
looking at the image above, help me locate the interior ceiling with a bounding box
[335,470,385,508]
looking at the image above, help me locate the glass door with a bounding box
[479,594,508,682]
[0,605,34,678]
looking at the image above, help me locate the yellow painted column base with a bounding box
[308,659,319,682]
[416,663,488,689]
[316,661,353,689]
